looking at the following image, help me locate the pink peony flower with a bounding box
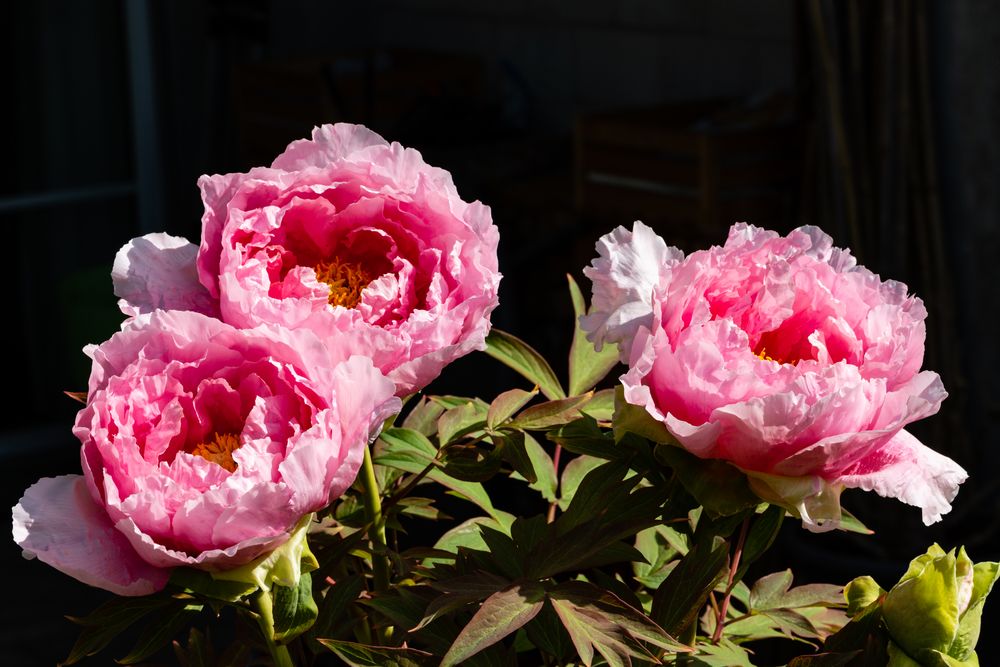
[584,222,966,531]
[12,310,400,595]
[113,123,501,396]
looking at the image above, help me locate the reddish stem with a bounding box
[712,515,751,644]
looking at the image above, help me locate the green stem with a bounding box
[254,592,295,667]
[360,444,391,594]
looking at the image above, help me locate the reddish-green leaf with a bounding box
[318,640,435,666]
[440,583,546,667]
[510,394,593,430]
[487,388,538,429]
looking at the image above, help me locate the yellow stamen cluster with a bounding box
[313,258,374,309]
[757,347,777,363]
[190,432,241,473]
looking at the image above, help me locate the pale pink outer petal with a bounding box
[271,123,389,171]
[112,233,219,317]
[12,476,169,595]
[837,429,968,525]
[581,221,684,360]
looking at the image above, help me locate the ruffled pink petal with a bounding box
[271,123,389,171]
[197,171,251,297]
[837,429,968,525]
[12,476,169,595]
[113,233,219,317]
[280,356,400,511]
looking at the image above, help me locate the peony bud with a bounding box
[880,544,998,666]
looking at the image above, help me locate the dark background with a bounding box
[2,1,998,664]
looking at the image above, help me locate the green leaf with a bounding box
[612,385,675,444]
[438,401,487,445]
[510,394,593,430]
[579,388,616,422]
[493,430,536,483]
[548,416,618,460]
[62,596,176,665]
[510,432,558,502]
[762,607,822,639]
[440,583,546,667]
[271,572,319,643]
[549,584,677,667]
[633,525,686,589]
[654,444,761,518]
[377,427,501,519]
[429,515,515,566]
[402,396,447,436]
[440,442,503,483]
[811,597,888,663]
[567,273,621,396]
[532,466,665,578]
[557,455,605,511]
[484,329,565,401]
[510,515,551,560]
[524,600,576,661]
[689,639,755,666]
[118,602,204,664]
[478,525,524,580]
[776,583,848,610]
[549,581,687,653]
[837,507,875,535]
[651,534,730,636]
[418,572,512,630]
[376,427,438,466]
[487,388,538,429]
[309,574,365,647]
[318,640,436,666]
[734,505,785,581]
[750,570,794,610]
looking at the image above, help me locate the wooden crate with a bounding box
[575,99,801,245]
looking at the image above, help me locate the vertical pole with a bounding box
[124,0,165,235]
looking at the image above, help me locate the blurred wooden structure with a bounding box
[574,98,801,246]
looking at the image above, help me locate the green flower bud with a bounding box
[845,575,885,616]
[212,514,319,592]
[882,544,998,666]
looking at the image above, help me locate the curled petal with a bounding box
[582,221,683,359]
[838,429,968,525]
[12,476,169,595]
[113,233,218,317]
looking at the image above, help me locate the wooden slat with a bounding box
[580,146,700,188]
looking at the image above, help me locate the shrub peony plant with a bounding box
[12,125,993,666]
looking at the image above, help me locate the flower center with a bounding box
[190,432,241,472]
[313,258,374,309]
[756,347,777,363]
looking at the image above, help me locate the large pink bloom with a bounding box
[113,124,501,396]
[584,222,966,531]
[12,311,400,594]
